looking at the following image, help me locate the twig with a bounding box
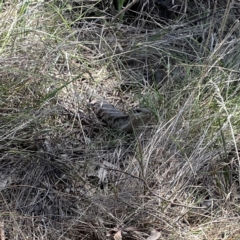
[112,0,139,23]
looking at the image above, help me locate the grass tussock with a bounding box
[1,0,240,239]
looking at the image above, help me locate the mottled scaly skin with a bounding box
[91,100,152,132]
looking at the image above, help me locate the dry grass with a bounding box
[1,0,240,239]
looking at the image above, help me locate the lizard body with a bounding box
[92,100,152,132]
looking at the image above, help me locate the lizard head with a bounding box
[122,108,152,132]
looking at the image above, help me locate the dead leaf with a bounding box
[114,230,122,240]
[0,221,5,240]
[146,228,161,240]
[98,166,108,183]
